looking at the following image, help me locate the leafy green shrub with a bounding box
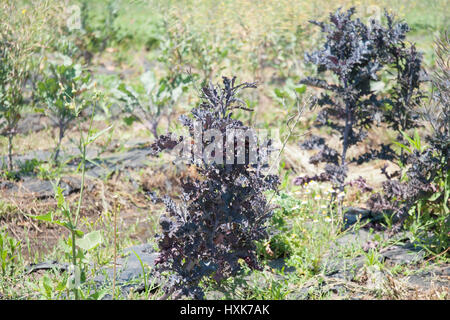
[37,57,91,163]
[115,71,191,138]
[0,1,58,171]
[0,5,30,171]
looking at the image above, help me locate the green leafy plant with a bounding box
[0,1,58,172]
[0,3,32,171]
[0,228,21,278]
[115,70,191,138]
[37,57,91,163]
[29,94,110,299]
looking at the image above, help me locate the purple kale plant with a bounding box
[295,8,425,191]
[367,33,449,251]
[149,76,279,299]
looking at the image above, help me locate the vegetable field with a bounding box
[0,0,448,300]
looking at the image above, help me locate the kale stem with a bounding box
[341,80,350,168]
